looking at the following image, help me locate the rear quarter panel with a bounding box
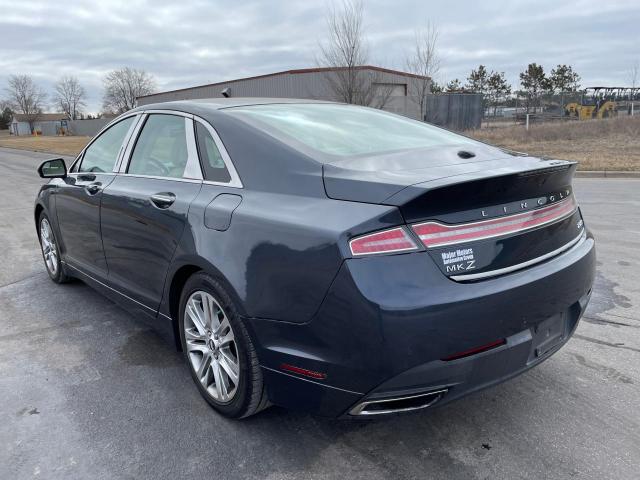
[165,184,404,323]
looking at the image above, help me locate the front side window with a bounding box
[226,103,479,158]
[195,122,231,183]
[127,114,188,178]
[79,116,135,173]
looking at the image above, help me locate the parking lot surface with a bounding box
[1,147,638,479]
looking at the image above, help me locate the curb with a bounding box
[575,171,640,178]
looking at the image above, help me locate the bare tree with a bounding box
[629,60,639,88]
[4,74,47,134]
[317,0,389,108]
[405,22,440,120]
[53,76,86,120]
[102,67,156,114]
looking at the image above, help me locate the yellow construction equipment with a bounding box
[565,87,618,120]
[565,87,640,120]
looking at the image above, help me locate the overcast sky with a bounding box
[1,0,638,114]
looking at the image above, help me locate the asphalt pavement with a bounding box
[1,146,638,479]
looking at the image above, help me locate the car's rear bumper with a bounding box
[247,232,596,418]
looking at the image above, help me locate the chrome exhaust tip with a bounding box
[348,389,448,416]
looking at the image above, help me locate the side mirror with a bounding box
[37,158,67,179]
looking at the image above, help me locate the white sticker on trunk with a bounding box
[441,248,477,273]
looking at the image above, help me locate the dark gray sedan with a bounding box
[35,99,595,418]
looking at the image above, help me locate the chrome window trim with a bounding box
[194,116,243,189]
[71,108,243,187]
[451,231,587,281]
[117,173,202,184]
[142,109,194,118]
[70,112,141,173]
[66,172,116,178]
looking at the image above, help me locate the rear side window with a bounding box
[195,122,231,183]
[79,116,135,173]
[128,114,188,178]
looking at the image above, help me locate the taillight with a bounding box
[412,196,577,249]
[349,227,418,256]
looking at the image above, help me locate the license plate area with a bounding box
[529,313,566,362]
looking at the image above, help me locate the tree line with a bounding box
[1,68,156,133]
[436,63,581,113]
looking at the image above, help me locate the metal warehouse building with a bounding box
[137,66,430,119]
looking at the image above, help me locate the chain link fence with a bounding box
[482,90,640,129]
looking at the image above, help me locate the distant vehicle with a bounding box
[34,99,596,418]
[565,86,640,119]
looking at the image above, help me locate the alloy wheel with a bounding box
[183,290,240,403]
[40,218,58,276]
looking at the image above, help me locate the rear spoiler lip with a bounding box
[381,160,577,206]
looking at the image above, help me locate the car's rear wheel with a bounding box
[178,272,269,418]
[38,212,69,283]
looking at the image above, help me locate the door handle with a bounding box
[85,183,102,195]
[78,174,96,182]
[150,192,176,209]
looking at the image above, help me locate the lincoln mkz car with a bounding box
[35,99,595,418]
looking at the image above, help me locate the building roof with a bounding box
[138,66,429,100]
[12,113,68,122]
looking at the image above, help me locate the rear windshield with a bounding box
[226,103,478,157]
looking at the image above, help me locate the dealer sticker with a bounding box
[441,247,477,273]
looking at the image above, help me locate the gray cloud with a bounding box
[1,0,638,113]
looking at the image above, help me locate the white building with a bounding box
[10,113,69,136]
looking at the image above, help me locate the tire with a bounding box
[178,272,269,418]
[38,212,70,284]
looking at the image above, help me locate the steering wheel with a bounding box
[146,157,169,176]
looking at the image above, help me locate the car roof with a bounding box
[133,97,340,114]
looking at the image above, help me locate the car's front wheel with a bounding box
[178,272,269,418]
[38,212,69,283]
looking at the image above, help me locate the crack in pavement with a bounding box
[581,315,639,328]
[571,353,635,384]
[0,272,46,290]
[573,334,640,354]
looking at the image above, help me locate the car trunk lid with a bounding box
[324,145,585,280]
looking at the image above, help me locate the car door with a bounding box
[99,112,203,314]
[55,115,139,277]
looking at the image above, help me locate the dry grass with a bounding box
[469,116,640,171]
[0,135,90,156]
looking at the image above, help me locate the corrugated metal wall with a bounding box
[425,93,483,131]
[11,121,59,135]
[138,69,428,120]
[68,118,111,136]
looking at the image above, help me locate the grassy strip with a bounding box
[469,116,640,171]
